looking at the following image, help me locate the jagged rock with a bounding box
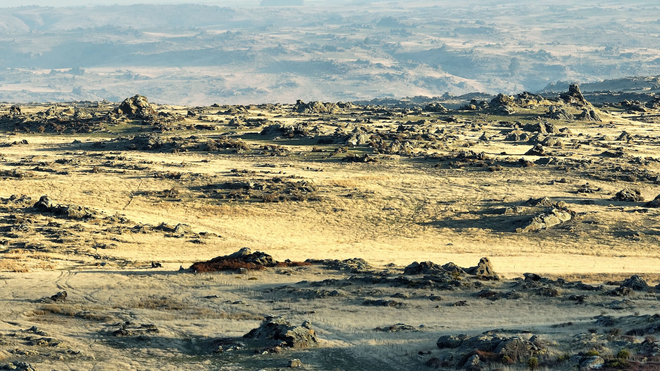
[294,100,340,114]
[523,122,558,134]
[516,208,573,233]
[647,194,660,208]
[33,195,52,211]
[490,93,514,107]
[404,261,443,275]
[288,359,303,368]
[462,354,483,371]
[437,334,468,349]
[545,105,574,120]
[190,248,279,272]
[576,108,602,122]
[465,257,498,280]
[617,131,633,142]
[50,291,67,302]
[527,197,554,207]
[1,362,37,371]
[621,275,649,291]
[244,316,319,348]
[525,144,547,156]
[580,356,604,369]
[33,196,97,220]
[613,188,644,202]
[114,95,157,119]
[646,95,660,109]
[424,103,448,113]
[560,84,588,105]
[307,258,371,272]
[495,338,534,362]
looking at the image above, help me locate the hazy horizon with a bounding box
[0,0,659,105]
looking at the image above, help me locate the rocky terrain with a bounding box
[3,86,660,370]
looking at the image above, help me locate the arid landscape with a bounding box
[1,82,660,370]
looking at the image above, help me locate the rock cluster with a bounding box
[243,316,319,348]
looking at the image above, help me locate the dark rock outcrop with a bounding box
[244,316,319,348]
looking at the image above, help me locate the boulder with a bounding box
[580,356,604,369]
[437,334,468,349]
[525,144,547,156]
[288,359,303,368]
[621,275,649,291]
[545,105,574,120]
[190,248,277,272]
[114,95,157,119]
[494,338,533,362]
[516,208,573,233]
[646,194,660,208]
[244,316,319,348]
[576,108,602,122]
[9,105,21,115]
[465,257,498,280]
[462,354,483,371]
[404,261,443,275]
[613,188,644,202]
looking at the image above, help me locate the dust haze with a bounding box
[0,0,659,104]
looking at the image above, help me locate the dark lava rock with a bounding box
[621,275,649,291]
[114,95,157,119]
[404,261,443,275]
[465,257,499,280]
[646,194,660,208]
[613,188,644,202]
[33,195,97,220]
[437,334,469,349]
[190,247,276,272]
[1,362,37,371]
[525,144,547,156]
[516,208,572,233]
[244,316,319,348]
[9,105,21,115]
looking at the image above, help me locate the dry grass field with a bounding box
[1,90,660,370]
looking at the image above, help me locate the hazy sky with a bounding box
[0,0,258,7]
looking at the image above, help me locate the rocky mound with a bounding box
[243,316,319,348]
[33,195,98,220]
[516,207,573,233]
[613,188,644,202]
[190,248,309,272]
[114,95,157,119]
[423,103,449,113]
[560,84,588,105]
[404,257,498,280]
[294,100,341,114]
